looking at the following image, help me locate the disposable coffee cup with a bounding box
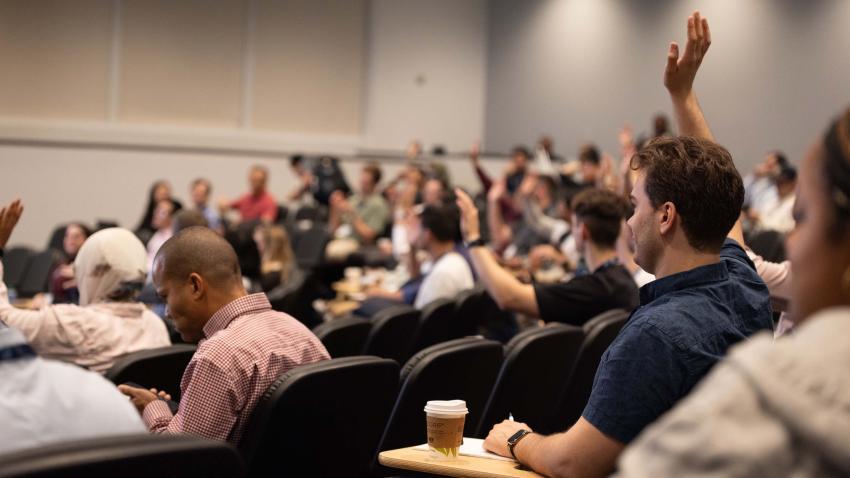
[424,400,468,459]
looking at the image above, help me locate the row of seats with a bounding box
[312,286,516,363]
[79,308,629,477]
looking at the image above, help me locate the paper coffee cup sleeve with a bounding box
[426,416,465,448]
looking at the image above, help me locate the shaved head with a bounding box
[155,226,242,289]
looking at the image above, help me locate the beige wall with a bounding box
[0,0,366,133]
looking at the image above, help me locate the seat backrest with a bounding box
[2,247,34,290]
[475,323,585,437]
[455,286,519,343]
[408,298,459,358]
[105,344,197,402]
[375,337,503,459]
[312,317,372,358]
[294,227,330,270]
[548,309,630,433]
[0,434,243,478]
[362,305,420,363]
[451,287,485,338]
[239,356,399,478]
[16,250,56,297]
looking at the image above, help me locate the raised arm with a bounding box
[455,188,539,317]
[664,11,714,141]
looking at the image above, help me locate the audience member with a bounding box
[287,155,316,204]
[118,227,329,445]
[560,143,603,193]
[190,178,221,231]
[617,25,850,478]
[743,150,789,217]
[0,321,144,454]
[748,163,797,234]
[146,199,175,274]
[366,203,474,309]
[326,162,390,259]
[135,180,183,243]
[220,165,278,223]
[49,222,91,304]
[253,224,299,292]
[0,203,170,372]
[456,188,639,325]
[410,203,474,308]
[481,14,773,477]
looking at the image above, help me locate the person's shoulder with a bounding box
[720,239,757,272]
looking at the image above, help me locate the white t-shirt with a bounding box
[0,329,145,454]
[414,252,474,309]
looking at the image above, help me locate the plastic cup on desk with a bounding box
[424,400,468,460]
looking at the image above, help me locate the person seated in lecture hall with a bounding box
[48,222,91,304]
[0,202,170,373]
[118,226,329,446]
[365,202,475,310]
[218,164,279,224]
[0,320,145,455]
[615,32,850,478]
[135,180,183,244]
[481,13,774,477]
[455,187,639,326]
[325,162,391,260]
[189,177,222,232]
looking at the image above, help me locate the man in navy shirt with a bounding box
[482,12,773,478]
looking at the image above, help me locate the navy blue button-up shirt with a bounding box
[582,239,773,444]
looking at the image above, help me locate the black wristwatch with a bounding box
[507,429,532,460]
[465,237,487,248]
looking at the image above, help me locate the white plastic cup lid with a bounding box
[424,399,468,416]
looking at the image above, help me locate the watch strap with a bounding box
[465,238,487,248]
[507,429,532,461]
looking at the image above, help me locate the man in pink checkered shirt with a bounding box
[119,227,329,445]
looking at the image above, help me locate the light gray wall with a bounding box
[484,0,850,171]
[363,0,488,151]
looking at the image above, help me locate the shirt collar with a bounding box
[639,261,729,305]
[203,293,273,339]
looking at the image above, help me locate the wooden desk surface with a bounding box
[379,447,543,478]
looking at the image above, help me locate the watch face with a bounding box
[508,429,528,445]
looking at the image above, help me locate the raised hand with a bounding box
[0,199,24,249]
[664,11,711,100]
[469,141,481,166]
[454,188,481,243]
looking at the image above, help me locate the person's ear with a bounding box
[578,222,590,243]
[188,273,205,300]
[658,202,677,236]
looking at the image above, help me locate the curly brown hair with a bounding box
[631,136,744,252]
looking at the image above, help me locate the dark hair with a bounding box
[363,162,382,185]
[431,145,447,156]
[290,154,304,167]
[579,144,601,165]
[654,114,670,137]
[65,222,92,239]
[823,108,850,239]
[137,180,182,232]
[511,146,532,160]
[571,189,629,248]
[631,136,744,252]
[771,151,790,169]
[420,203,462,243]
[776,164,797,184]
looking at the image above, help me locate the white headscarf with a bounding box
[73,228,148,306]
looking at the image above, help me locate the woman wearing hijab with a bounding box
[0,201,170,373]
